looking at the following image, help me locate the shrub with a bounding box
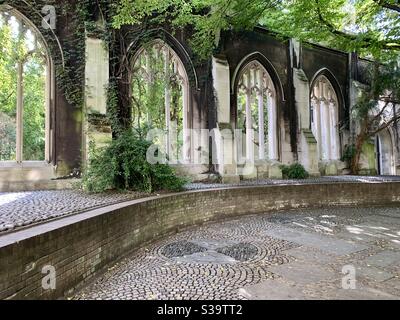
[280,163,309,180]
[341,144,356,166]
[81,130,188,193]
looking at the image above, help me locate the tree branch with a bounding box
[0,91,13,106]
[371,100,390,124]
[374,0,400,13]
[370,114,400,136]
[315,0,400,51]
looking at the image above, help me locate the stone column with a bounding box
[83,35,111,163]
[314,100,321,160]
[164,51,172,157]
[293,65,319,176]
[44,57,51,163]
[16,61,24,163]
[145,52,152,125]
[329,102,340,160]
[320,98,331,161]
[267,91,278,161]
[182,77,190,163]
[212,56,239,182]
[257,91,265,160]
[245,73,254,162]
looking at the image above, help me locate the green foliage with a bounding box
[348,60,400,174]
[353,61,400,121]
[114,0,400,60]
[23,59,46,160]
[131,42,184,154]
[0,112,16,160]
[81,130,188,193]
[0,12,46,161]
[341,144,356,165]
[280,163,309,180]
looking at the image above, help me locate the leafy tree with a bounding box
[350,61,400,173]
[114,0,400,59]
[0,12,46,161]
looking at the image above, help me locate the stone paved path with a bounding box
[184,175,400,190]
[1,175,400,234]
[72,206,400,300]
[0,190,145,233]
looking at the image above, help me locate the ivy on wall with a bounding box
[0,0,201,137]
[0,0,114,110]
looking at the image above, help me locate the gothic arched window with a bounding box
[237,61,278,162]
[0,6,51,163]
[131,40,190,162]
[310,75,340,161]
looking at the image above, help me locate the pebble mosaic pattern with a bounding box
[73,214,298,300]
[72,207,400,300]
[161,241,208,259]
[216,243,259,262]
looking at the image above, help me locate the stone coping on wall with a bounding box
[2,176,400,235]
[1,182,400,300]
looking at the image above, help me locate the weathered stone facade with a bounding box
[0,1,399,191]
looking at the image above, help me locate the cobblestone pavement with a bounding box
[72,206,400,300]
[185,175,400,190]
[1,175,400,234]
[0,190,145,233]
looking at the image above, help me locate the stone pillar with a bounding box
[293,66,320,175]
[83,35,112,163]
[212,56,239,182]
[212,56,231,124]
[164,50,172,157]
[16,61,23,163]
[245,79,254,162]
[314,100,323,160]
[268,91,278,161]
[330,102,340,160]
[44,57,52,163]
[320,99,330,161]
[257,90,265,160]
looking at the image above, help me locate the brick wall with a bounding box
[1,182,400,299]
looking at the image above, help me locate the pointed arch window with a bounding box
[310,75,340,161]
[0,6,52,163]
[131,40,190,162]
[237,61,278,162]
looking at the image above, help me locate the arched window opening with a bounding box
[131,40,190,163]
[237,61,277,162]
[376,128,395,175]
[311,75,340,161]
[0,7,50,163]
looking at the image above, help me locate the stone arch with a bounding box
[0,3,63,67]
[310,72,341,161]
[232,52,284,101]
[0,4,54,163]
[234,60,279,162]
[127,29,198,90]
[310,68,345,124]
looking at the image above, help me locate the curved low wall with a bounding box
[1,182,400,299]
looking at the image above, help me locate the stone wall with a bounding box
[1,182,400,300]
